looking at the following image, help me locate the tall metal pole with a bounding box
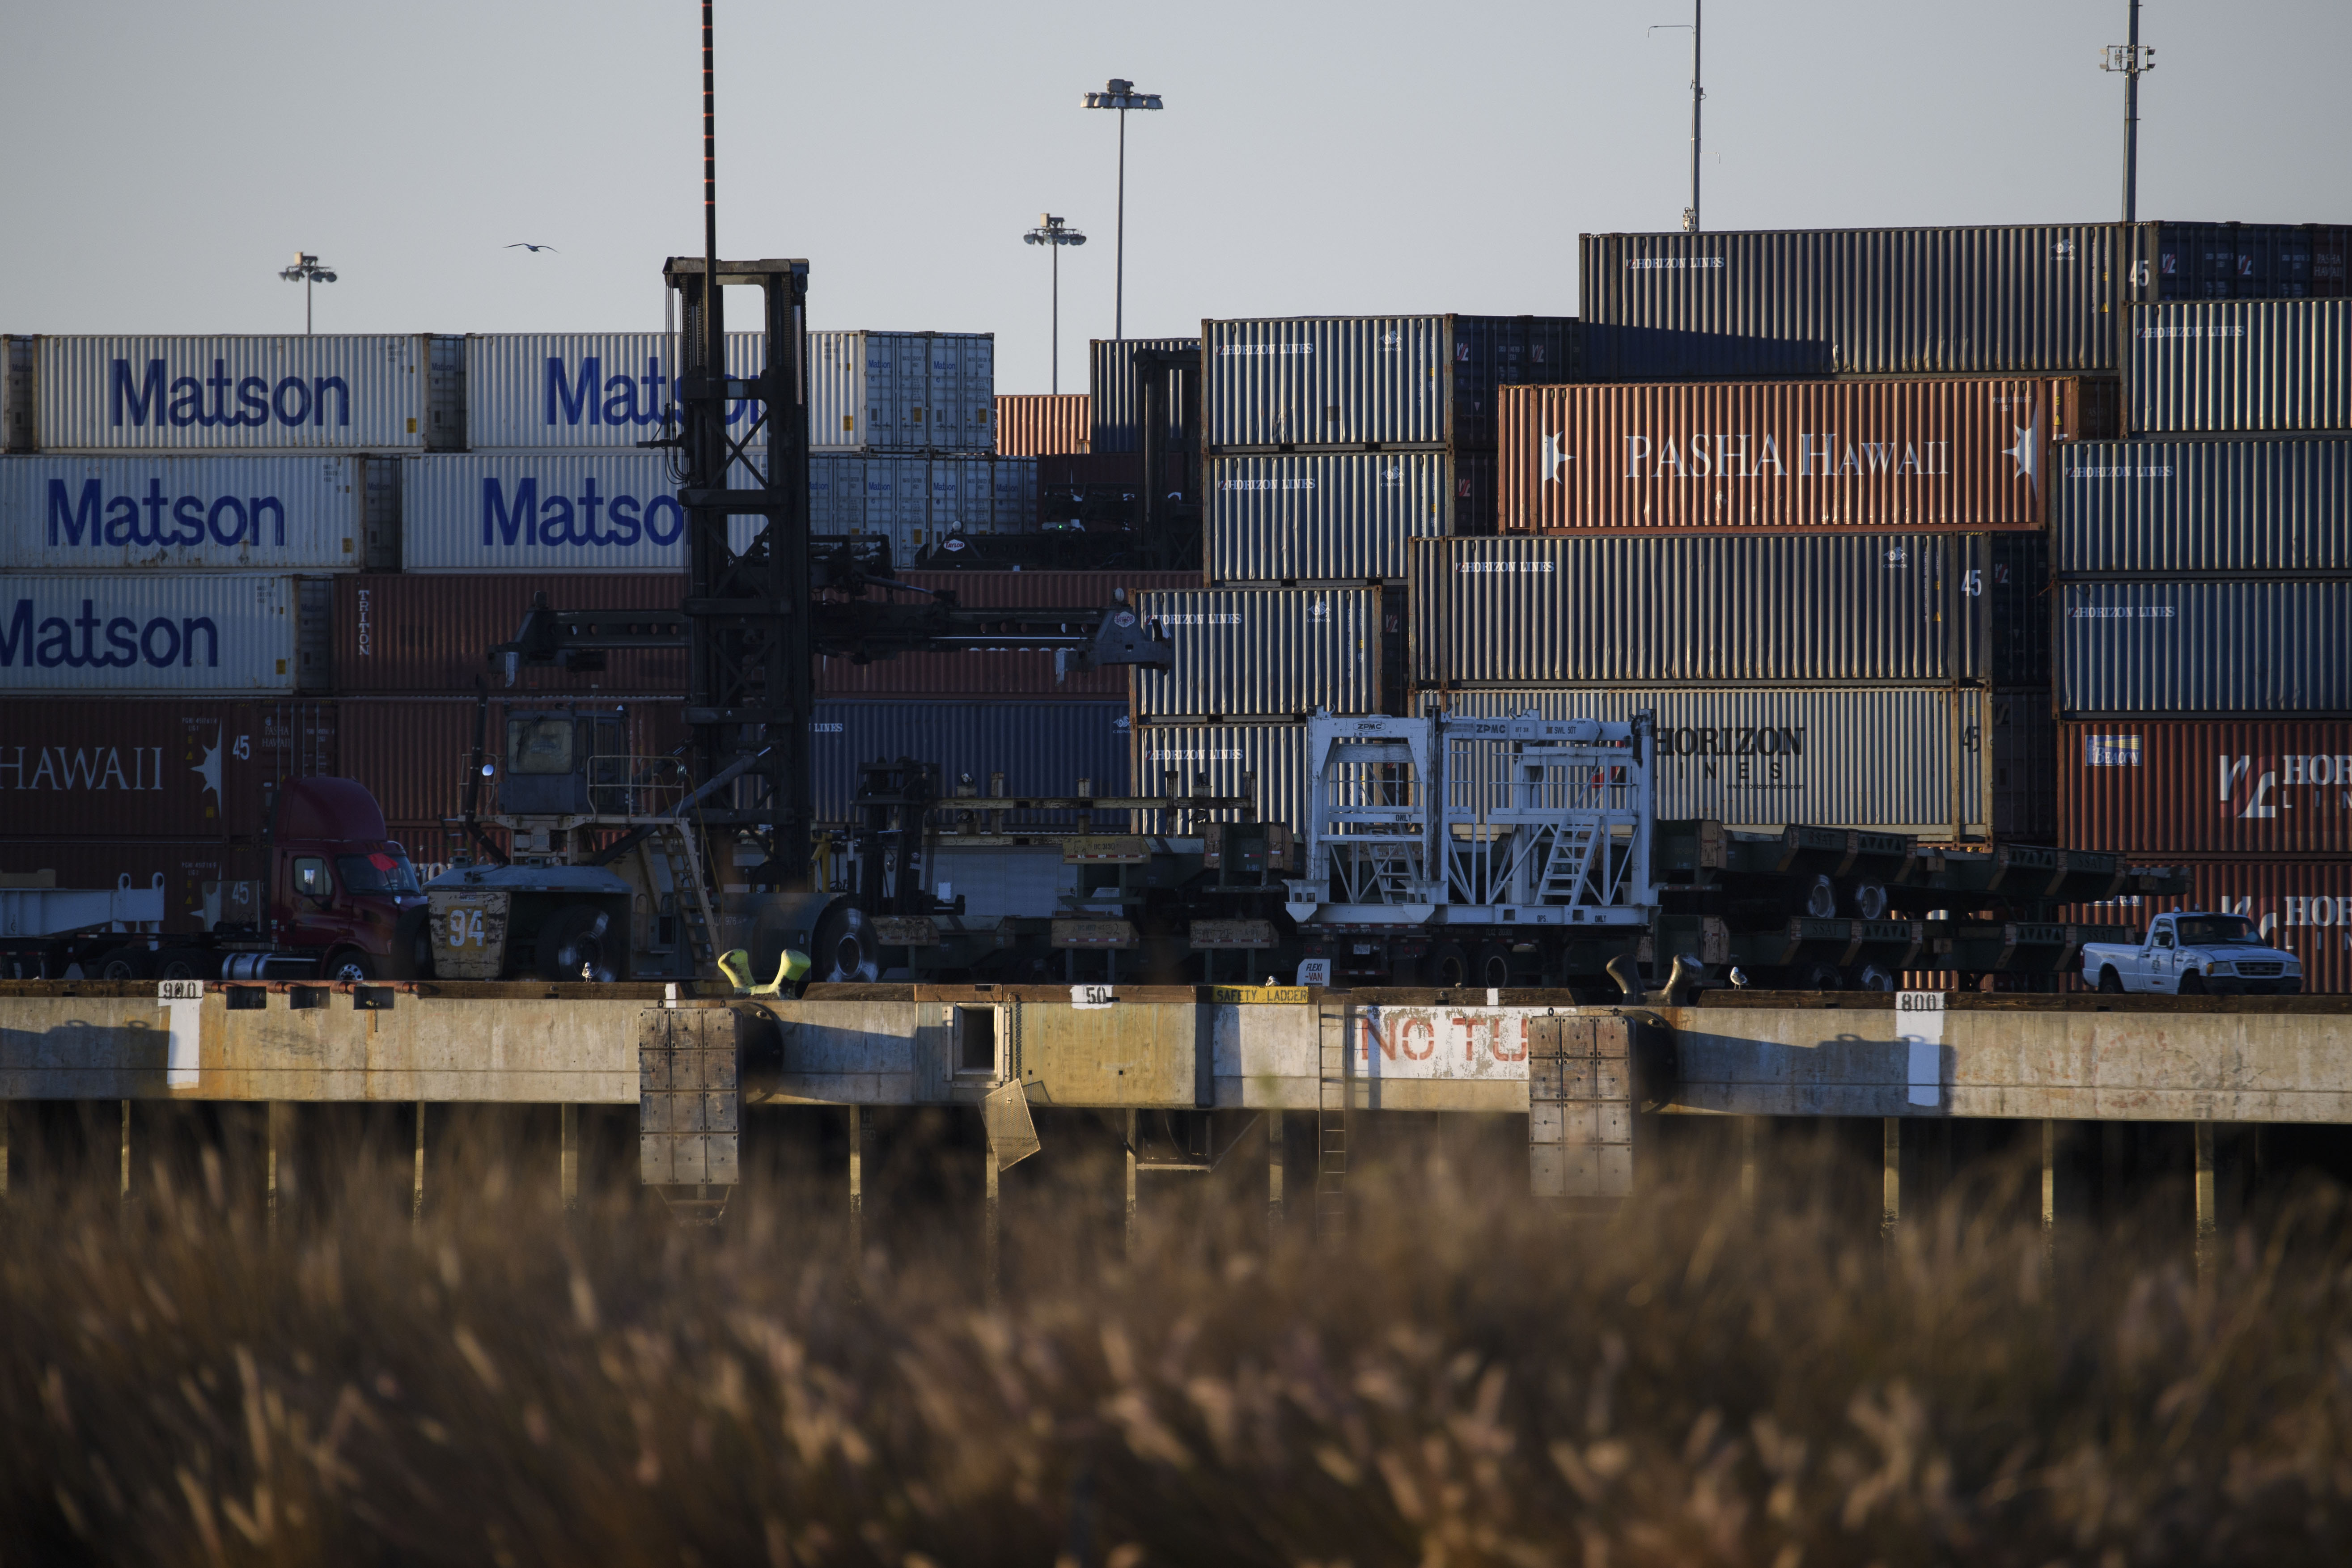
[2122,0,2140,222]
[1115,107,1127,339]
[703,0,720,382]
[1051,234,1061,395]
[305,275,313,336]
[1689,0,1702,232]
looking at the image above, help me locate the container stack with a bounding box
[1018,340,1201,540]
[2055,297,2352,989]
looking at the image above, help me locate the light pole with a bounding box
[1081,78,1162,340]
[2100,0,2156,223]
[1648,7,1703,232]
[1024,214,1088,394]
[278,253,337,334]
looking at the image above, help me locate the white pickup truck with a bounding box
[2081,912,2304,996]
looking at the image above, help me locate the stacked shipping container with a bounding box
[2054,298,2352,988]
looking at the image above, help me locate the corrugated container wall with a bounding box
[1132,587,1380,720]
[1205,316,1578,450]
[1575,323,1834,381]
[1131,721,1312,839]
[807,453,1037,559]
[0,574,314,694]
[465,332,769,450]
[0,455,364,572]
[333,573,687,695]
[1207,451,1469,584]
[809,702,1130,823]
[401,452,754,573]
[2055,437,2352,573]
[34,335,455,451]
[2,337,31,452]
[809,331,995,453]
[2060,580,2352,715]
[994,395,1089,456]
[0,698,335,839]
[2127,222,2352,298]
[2128,299,2352,434]
[2066,860,2352,994]
[813,571,1196,699]
[1410,533,2045,686]
[1431,685,2029,839]
[1089,338,1201,453]
[2057,719,2352,856]
[1499,376,2102,534]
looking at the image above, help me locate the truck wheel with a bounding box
[94,946,154,981]
[538,905,617,983]
[2177,971,2205,995]
[325,949,376,983]
[2097,967,2124,994]
[156,949,219,983]
[1799,961,1844,992]
[1429,942,1471,989]
[1472,942,1514,989]
[382,907,433,981]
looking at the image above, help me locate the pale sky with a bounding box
[5,1,2347,394]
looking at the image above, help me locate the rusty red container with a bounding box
[995,394,1090,456]
[1499,376,2116,534]
[2061,856,2352,994]
[0,699,335,840]
[337,696,689,825]
[333,573,688,696]
[2058,719,2352,856]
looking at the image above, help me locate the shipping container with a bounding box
[1431,685,2017,838]
[2126,222,2352,301]
[0,454,363,571]
[399,452,774,573]
[809,331,995,453]
[332,572,687,696]
[1204,316,1578,450]
[995,394,1089,456]
[2,337,30,452]
[2128,299,2352,435]
[807,452,1038,560]
[2060,579,2352,715]
[0,574,319,695]
[2055,436,2352,574]
[1499,376,2104,534]
[1206,451,1488,584]
[1131,587,1381,720]
[2065,858,2352,994]
[0,698,333,839]
[814,570,1196,700]
[338,695,686,826]
[34,335,462,452]
[1130,720,1311,838]
[809,701,1130,823]
[2057,720,2352,856]
[1089,338,1201,453]
[0,839,244,936]
[465,331,767,449]
[1575,322,1834,381]
[1410,533,2046,687]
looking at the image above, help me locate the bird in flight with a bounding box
[506,242,558,253]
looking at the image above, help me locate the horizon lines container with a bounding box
[1207,450,1476,584]
[2128,299,2352,435]
[1089,337,1200,454]
[1131,587,1380,720]
[2057,719,2352,856]
[34,335,460,452]
[810,331,995,453]
[465,332,768,449]
[2055,436,2352,574]
[1499,376,2102,534]
[0,454,363,571]
[995,394,1089,456]
[1131,720,1311,839]
[2060,579,2352,715]
[332,572,687,695]
[1428,685,2026,839]
[1409,533,2045,687]
[0,574,313,695]
[809,701,1130,824]
[2064,858,2352,994]
[1205,316,1578,450]
[0,698,334,839]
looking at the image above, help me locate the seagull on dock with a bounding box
[506,242,559,253]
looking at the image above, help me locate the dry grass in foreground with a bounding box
[4,1128,2352,1568]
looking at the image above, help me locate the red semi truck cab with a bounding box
[265,777,430,981]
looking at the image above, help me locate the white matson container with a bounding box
[34,335,459,452]
[465,331,770,450]
[0,574,310,693]
[0,455,361,571]
[400,453,769,572]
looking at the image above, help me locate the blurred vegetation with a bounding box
[3,1106,2350,1566]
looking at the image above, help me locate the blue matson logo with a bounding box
[47,478,288,548]
[481,476,686,549]
[543,356,760,431]
[0,597,220,669]
[112,359,351,429]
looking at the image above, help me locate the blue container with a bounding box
[1205,315,1578,449]
[2128,299,2352,435]
[2055,436,2352,574]
[1576,323,1832,380]
[809,701,1131,822]
[1088,338,1200,454]
[2060,580,2352,715]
